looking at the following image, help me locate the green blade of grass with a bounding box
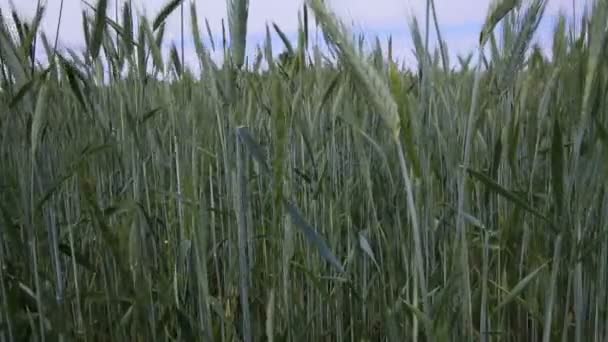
[358,231,379,270]
[492,262,547,313]
[152,0,185,31]
[236,127,271,175]
[284,200,345,274]
[30,80,49,156]
[227,0,249,68]
[122,2,134,56]
[8,77,36,109]
[466,167,556,231]
[190,2,206,60]
[272,22,294,56]
[551,117,565,214]
[89,0,108,59]
[480,0,521,46]
[141,18,164,73]
[21,5,45,61]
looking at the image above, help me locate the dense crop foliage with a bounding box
[1,0,608,340]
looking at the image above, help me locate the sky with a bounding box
[0,0,591,69]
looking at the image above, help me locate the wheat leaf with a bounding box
[358,231,379,269]
[236,126,271,175]
[272,23,294,56]
[89,0,108,59]
[153,0,185,31]
[190,2,206,59]
[480,0,520,46]
[284,200,344,274]
[227,0,249,68]
[466,168,555,231]
[551,117,565,213]
[122,2,134,56]
[493,263,547,312]
[9,77,36,109]
[31,80,49,156]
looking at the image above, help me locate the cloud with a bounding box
[0,0,589,63]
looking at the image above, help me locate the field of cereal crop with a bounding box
[1,0,607,340]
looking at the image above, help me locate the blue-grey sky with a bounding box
[0,0,590,67]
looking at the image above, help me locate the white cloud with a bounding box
[0,0,591,60]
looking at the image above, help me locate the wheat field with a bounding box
[1,0,608,341]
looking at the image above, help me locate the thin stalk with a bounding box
[46,208,64,342]
[30,151,45,342]
[0,221,14,342]
[67,219,85,336]
[480,231,490,342]
[52,0,64,63]
[542,235,563,342]
[429,0,449,71]
[456,43,485,338]
[396,140,431,340]
[174,134,185,307]
[235,130,252,342]
[180,0,184,71]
